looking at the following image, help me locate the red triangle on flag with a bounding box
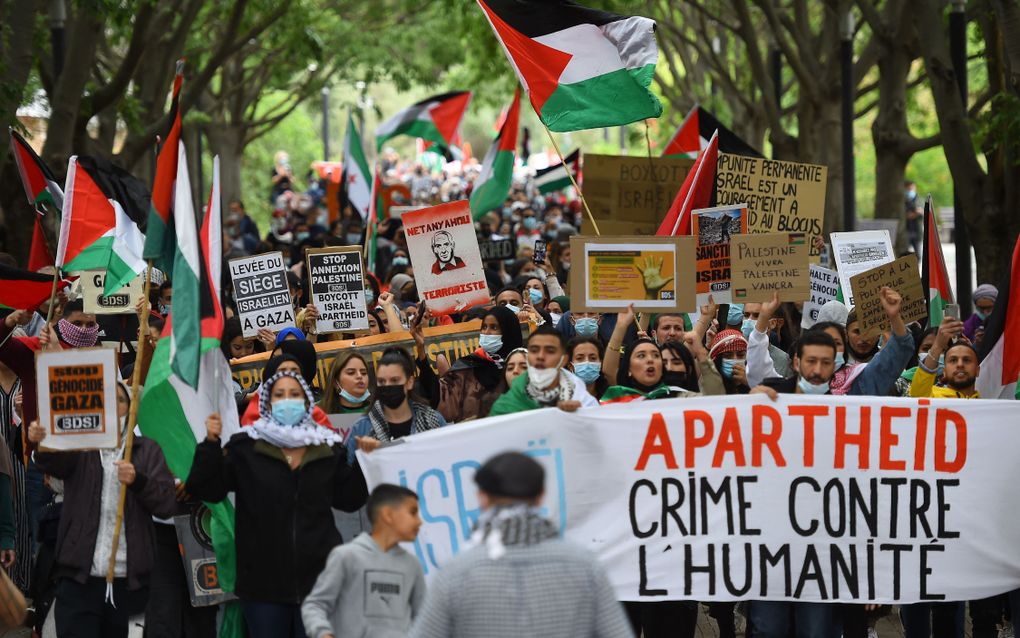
[656,131,719,236]
[429,92,473,148]
[662,106,701,158]
[28,215,53,271]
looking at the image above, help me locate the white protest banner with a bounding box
[228,252,295,337]
[359,394,1020,603]
[403,201,489,314]
[35,348,119,451]
[305,246,369,335]
[802,265,841,329]
[830,230,895,308]
[82,270,144,315]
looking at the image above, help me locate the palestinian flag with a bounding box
[662,105,762,159]
[976,233,1020,399]
[28,215,54,271]
[342,113,373,220]
[656,130,718,236]
[56,156,149,294]
[364,169,383,274]
[9,128,63,211]
[143,60,185,274]
[921,194,953,328]
[477,0,662,132]
[470,89,521,220]
[535,148,580,195]
[0,263,64,311]
[139,153,244,637]
[375,91,471,152]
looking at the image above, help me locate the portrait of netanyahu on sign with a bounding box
[431,230,467,275]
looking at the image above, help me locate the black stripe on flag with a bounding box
[75,156,151,229]
[697,108,763,158]
[480,0,624,38]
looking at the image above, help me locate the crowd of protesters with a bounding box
[0,148,1012,638]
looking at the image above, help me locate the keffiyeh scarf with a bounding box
[469,504,560,560]
[366,400,443,443]
[245,371,342,448]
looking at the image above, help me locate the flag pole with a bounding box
[540,124,600,236]
[105,259,153,597]
[42,267,61,325]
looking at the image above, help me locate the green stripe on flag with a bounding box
[541,65,661,132]
[62,235,139,294]
[470,150,515,220]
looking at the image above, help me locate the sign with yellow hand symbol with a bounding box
[569,236,696,313]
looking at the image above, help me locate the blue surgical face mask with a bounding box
[478,333,503,354]
[573,361,601,384]
[720,358,745,379]
[271,398,306,426]
[727,304,745,326]
[575,317,598,338]
[296,231,310,242]
[523,217,538,230]
[741,319,756,338]
[365,289,376,305]
[976,310,990,321]
[504,303,521,316]
[833,350,846,372]
[339,387,370,404]
[392,256,409,267]
[797,376,830,395]
[346,233,362,245]
[528,288,543,305]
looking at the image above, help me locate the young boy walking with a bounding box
[302,484,425,638]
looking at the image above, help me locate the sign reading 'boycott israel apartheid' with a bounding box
[305,246,369,334]
[35,348,119,451]
[403,201,489,314]
[228,252,296,337]
[359,394,1020,603]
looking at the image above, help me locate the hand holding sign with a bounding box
[635,255,674,300]
[115,461,136,486]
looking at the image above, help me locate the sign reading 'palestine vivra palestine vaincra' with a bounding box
[477,0,662,132]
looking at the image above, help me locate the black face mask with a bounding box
[376,385,407,409]
[662,371,690,389]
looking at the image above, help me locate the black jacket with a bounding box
[185,434,368,603]
[34,438,177,590]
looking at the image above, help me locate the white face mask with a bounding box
[528,363,561,389]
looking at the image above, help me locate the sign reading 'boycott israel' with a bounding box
[305,246,369,334]
[35,348,119,451]
[360,394,1020,603]
[403,201,489,315]
[228,251,296,337]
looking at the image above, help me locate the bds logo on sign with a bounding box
[191,558,223,595]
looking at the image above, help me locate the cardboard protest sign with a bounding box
[82,270,144,314]
[715,153,827,261]
[35,348,118,451]
[801,265,841,329]
[358,394,1020,603]
[730,233,810,303]
[581,154,693,235]
[305,247,369,335]
[691,204,748,304]
[849,254,926,339]
[173,510,235,607]
[228,252,296,338]
[479,238,515,262]
[403,201,489,314]
[569,236,696,313]
[830,230,895,308]
[229,320,532,395]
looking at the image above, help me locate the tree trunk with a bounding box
[871,33,914,255]
[204,125,245,207]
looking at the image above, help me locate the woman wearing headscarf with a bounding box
[437,306,524,422]
[187,371,367,638]
[709,329,751,395]
[964,284,997,343]
[240,352,333,428]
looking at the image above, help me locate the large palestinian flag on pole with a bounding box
[56,156,149,294]
[976,232,1020,400]
[139,154,244,637]
[375,91,472,151]
[921,194,954,329]
[656,130,719,236]
[470,89,521,220]
[662,105,762,159]
[535,148,580,195]
[143,60,184,274]
[9,128,63,211]
[477,0,662,132]
[342,113,373,220]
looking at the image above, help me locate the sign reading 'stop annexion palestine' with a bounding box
[715,153,828,260]
[305,246,369,334]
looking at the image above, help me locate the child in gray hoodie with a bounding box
[302,484,426,638]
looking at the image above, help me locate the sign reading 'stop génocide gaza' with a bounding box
[228,252,295,337]
[305,246,369,334]
[35,348,119,451]
[403,201,489,314]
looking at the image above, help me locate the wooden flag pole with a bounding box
[105,260,153,594]
[541,124,600,236]
[42,267,61,326]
